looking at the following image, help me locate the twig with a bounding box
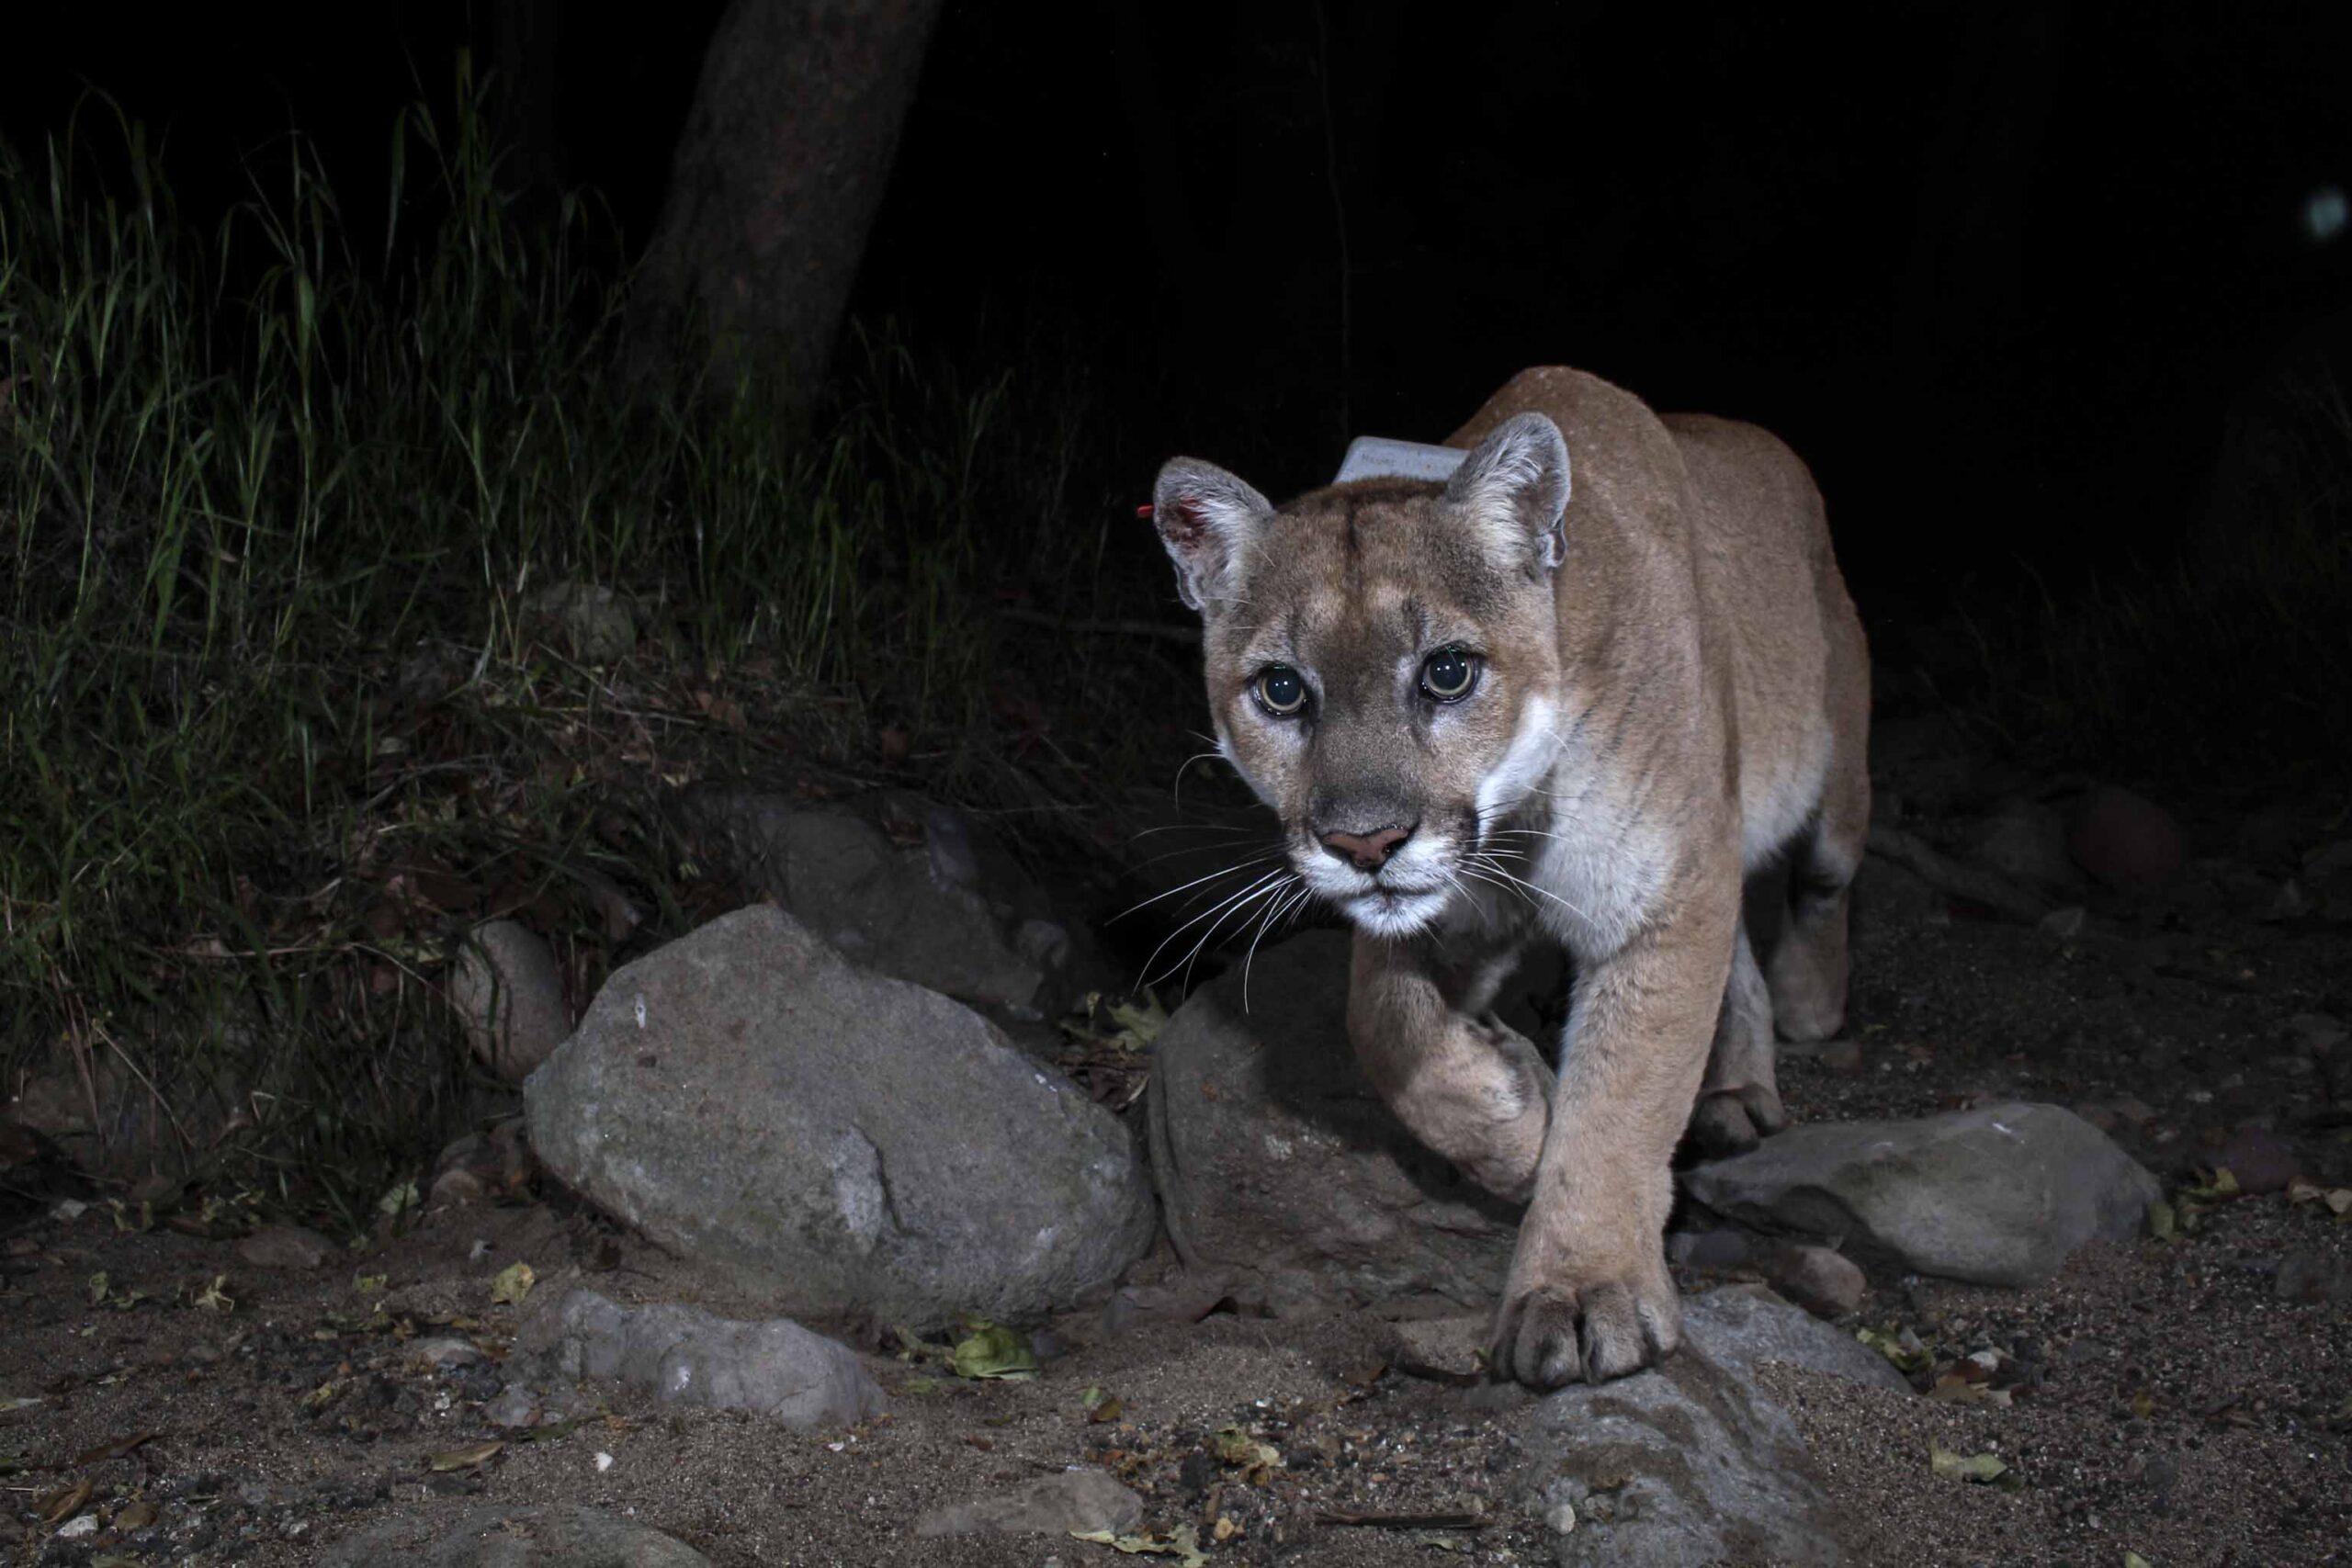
[1316,1509,1489,1530]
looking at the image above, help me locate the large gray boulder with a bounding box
[1682,1101,2159,1286]
[324,1506,707,1567]
[683,787,1080,1016]
[512,1289,885,1428]
[1531,1285,1895,1566]
[1147,931,1520,1314]
[526,906,1156,1326]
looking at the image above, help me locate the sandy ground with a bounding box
[4,791,2348,1566]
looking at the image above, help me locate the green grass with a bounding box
[0,69,1130,1230]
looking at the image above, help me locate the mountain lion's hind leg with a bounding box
[1766,684,1870,1042]
[1691,921,1787,1155]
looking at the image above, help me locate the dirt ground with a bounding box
[4,774,2348,1567]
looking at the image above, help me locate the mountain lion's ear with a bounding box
[1151,457,1274,613]
[1442,412,1571,573]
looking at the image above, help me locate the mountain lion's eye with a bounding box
[1253,665,1308,716]
[1419,649,1479,702]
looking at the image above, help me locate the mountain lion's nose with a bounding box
[1320,824,1413,871]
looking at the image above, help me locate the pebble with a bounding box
[1763,1243,1867,1319]
[412,1337,487,1371]
[236,1225,336,1270]
[483,1382,542,1429]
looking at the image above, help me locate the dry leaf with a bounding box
[490,1261,536,1308]
[1211,1425,1283,1484]
[112,1498,160,1529]
[1928,1440,2017,1487]
[1069,1524,1208,1566]
[74,1430,159,1464]
[428,1440,504,1472]
[950,1320,1037,1381]
[38,1478,93,1523]
[1928,1372,2010,1407]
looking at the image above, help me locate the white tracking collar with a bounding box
[1331,435,1466,486]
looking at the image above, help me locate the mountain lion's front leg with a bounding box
[1491,892,1734,1386]
[1347,931,1555,1205]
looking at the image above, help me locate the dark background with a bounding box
[11,2,2351,624]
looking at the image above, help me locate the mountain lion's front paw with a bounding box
[1490,1247,1680,1389]
[1690,1082,1788,1157]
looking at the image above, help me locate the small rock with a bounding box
[1684,1102,2160,1287]
[1762,1244,1866,1319]
[322,1506,707,1567]
[681,788,1085,1015]
[2110,1097,2157,1126]
[482,1382,542,1429]
[514,1289,885,1429]
[1098,1270,1234,1337]
[1386,1314,1488,1382]
[914,1469,1144,1537]
[237,1224,336,1270]
[431,1119,537,1207]
[411,1337,487,1371]
[2212,1125,2299,1195]
[1818,1039,1864,1074]
[2067,785,2186,894]
[449,920,570,1082]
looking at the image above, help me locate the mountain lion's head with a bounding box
[1152,414,1573,939]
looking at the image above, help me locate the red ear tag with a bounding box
[1136,503,1156,519]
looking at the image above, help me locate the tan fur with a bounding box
[1152,367,1870,1387]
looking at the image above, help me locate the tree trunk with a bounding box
[628,0,944,400]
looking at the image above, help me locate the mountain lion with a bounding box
[1150,367,1869,1388]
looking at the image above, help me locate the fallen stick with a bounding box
[1314,1509,1489,1529]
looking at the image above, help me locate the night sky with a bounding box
[11,4,2351,626]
